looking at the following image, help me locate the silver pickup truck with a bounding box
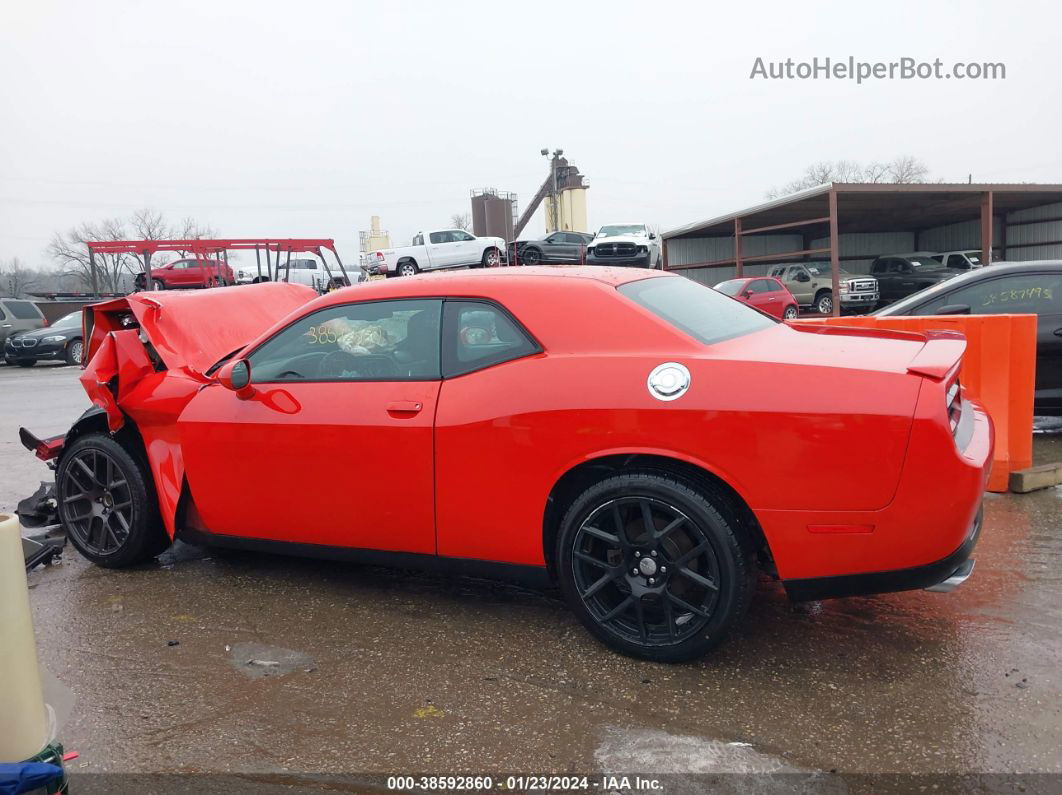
[767,263,879,315]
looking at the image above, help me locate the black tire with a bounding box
[397,261,419,277]
[56,433,169,568]
[783,305,799,320]
[482,247,502,268]
[152,278,166,291]
[17,360,36,368]
[556,472,754,662]
[65,339,84,366]
[814,291,834,315]
[521,247,542,266]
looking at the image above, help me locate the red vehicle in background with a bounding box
[20,268,991,662]
[133,258,234,290]
[715,276,799,320]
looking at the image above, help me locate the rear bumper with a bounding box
[783,506,983,601]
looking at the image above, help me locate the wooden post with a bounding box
[734,218,743,277]
[829,189,840,317]
[981,191,994,265]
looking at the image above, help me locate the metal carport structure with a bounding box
[662,183,1062,316]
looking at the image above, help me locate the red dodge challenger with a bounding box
[21,267,992,662]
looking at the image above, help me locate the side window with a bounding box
[412,234,424,246]
[3,300,42,320]
[760,279,780,292]
[946,254,965,269]
[0,305,6,320]
[946,274,1062,316]
[871,260,886,275]
[747,279,771,293]
[767,266,783,278]
[442,301,539,377]
[429,232,448,244]
[455,231,475,242]
[248,299,442,383]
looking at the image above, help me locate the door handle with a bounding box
[387,400,423,415]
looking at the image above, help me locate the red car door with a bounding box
[177,299,443,553]
[740,278,779,317]
[168,260,197,287]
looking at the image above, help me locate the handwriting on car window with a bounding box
[980,286,1054,307]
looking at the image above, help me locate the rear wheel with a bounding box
[56,434,169,567]
[783,305,799,320]
[556,472,754,662]
[152,278,166,291]
[482,247,502,268]
[65,339,84,365]
[397,261,419,277]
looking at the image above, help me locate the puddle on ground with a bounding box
[228,642,315,679]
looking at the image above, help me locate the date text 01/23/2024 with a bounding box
[386,775,663,791]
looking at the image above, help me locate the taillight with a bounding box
[945,375,962,435]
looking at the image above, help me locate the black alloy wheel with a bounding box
[521,247,542,266]
[56,434,169,567]
[557,473,754,662]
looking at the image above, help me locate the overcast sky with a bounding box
[1,0,1058,266]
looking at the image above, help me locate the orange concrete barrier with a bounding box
[794,314,1037,492]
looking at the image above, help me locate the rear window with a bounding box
[619,276,775,345]
[2,300,43,320]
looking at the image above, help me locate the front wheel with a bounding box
[783,305,799,320]
[556,472,754,662]
[482,247,502,268]
[56,433,170,567]
[815,292,834,315]
[520,247,542,266]
[65,339,84,365]
[152,278,166,291]
[16,360,35,368]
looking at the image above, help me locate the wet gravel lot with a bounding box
[2,363,1061,787]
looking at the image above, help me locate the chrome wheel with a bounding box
[816,294,834,315]
[484,247,501,267]
[783,305,798,320]
[66,340,84,365]
[398,262,418,277]
[58,447,134,558]
[571,496,721,647]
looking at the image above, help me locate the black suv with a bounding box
[870,254,960,306]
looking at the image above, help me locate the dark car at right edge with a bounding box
[876,261,1062,415]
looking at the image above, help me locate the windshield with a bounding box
[619,276,775,346]
[52,311,82,329]
[714,279,744,297]
[597,225,647,238]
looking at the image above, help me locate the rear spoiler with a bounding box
[790,322,966,381]
[905,331,966,381]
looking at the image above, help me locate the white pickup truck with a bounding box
[368,229,506,277]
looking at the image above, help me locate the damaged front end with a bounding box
[17,282,317,540]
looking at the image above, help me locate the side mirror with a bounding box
[935,304,971,315]
[742,290,754,299]
[217,359,255,398]
[649,232,657,240]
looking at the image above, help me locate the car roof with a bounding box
[312,266,669,308]
[877,261,1062,315]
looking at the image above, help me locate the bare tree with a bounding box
[46,210,219,292]
[0,257,39,298]
[172,216,218,257]
[767,156,932,198]
[450,212,472,232]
